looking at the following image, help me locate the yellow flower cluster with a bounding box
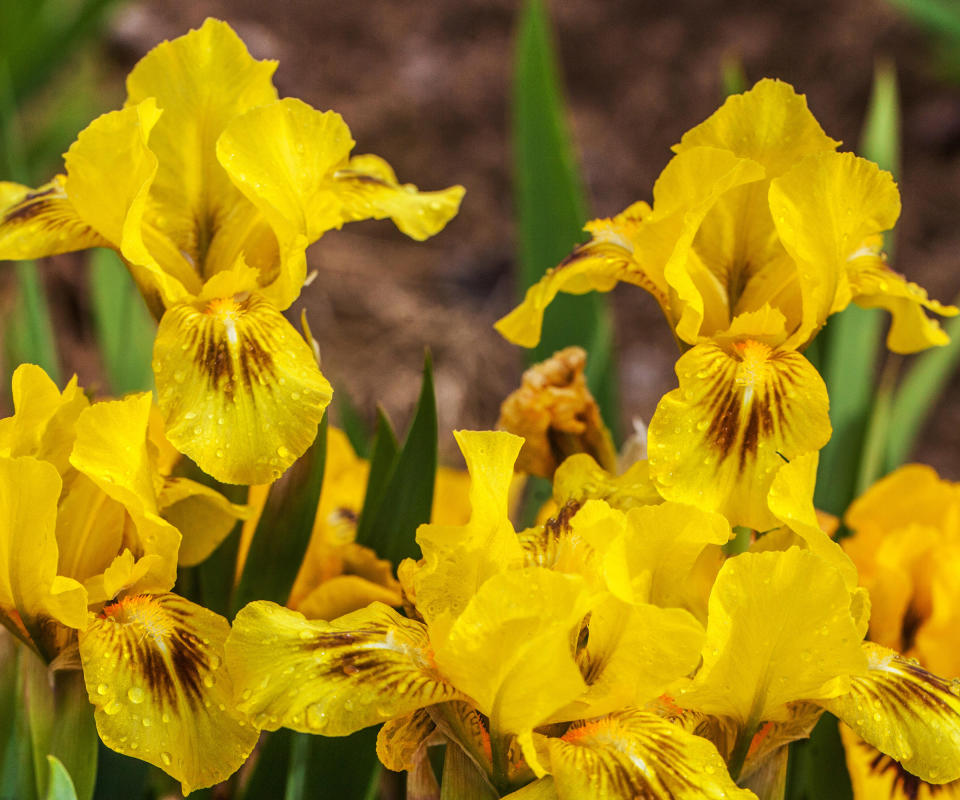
[1,18,959,800]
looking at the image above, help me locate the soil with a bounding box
[9,0,960,477]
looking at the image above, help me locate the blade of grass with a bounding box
[354,408,399,547]
[89,248,156,395]
[357,352,438,566]
[334,382,371,459]
[513,0,619,438]
[813,60,899,515]
[231,417,328,614]
[885,0,960,40]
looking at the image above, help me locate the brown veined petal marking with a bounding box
[153,291,333,485]
[77,593,258,795]
[821,643,960,785]
[543,710,754,800]
[225,600,465,736]
[648,339,830,531]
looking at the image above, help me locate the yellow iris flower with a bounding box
[225,431,751,798]
[495,78,955,531]
[0,18,464,485]
[839,465,960,799]
[225,432,960,798]
[0,365,256,793]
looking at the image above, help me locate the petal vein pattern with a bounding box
[78,593,257,795]
[226,601,463,736]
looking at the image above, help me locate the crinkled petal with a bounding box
[376,708,438,772]
[65,100,196,306]
[0,456,87,635]
[552,454,662,510]
[0,176,108,259]
[412,431,525,636]
[125,18,279,281]
[680,549,867,725]
[78,593,257,795]
[542,711,754,800]
[648,340,830,531]
[153,287,332,485]
[0,364,89,474]
[217,98,353,308]
[674,78,839,176]
[495,201,661,347]
[158,477,248,567]
[432,568,589,734]
[332,153,464,240]
[822,643,960,784]
[769,151,902,348]
[226,600,463,735]
[840,723,960,800]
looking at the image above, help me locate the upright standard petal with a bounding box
[0,456,87,638]
[432,568,590,735]
[411,431,526,637]
[822,643,960,785]
[541,711,754,800]
[648,340,830,531]
[680,549,867,727]
[673,78,839,177]
[153,279,333,485]
[69,394,181,595]
[64,101,196,308]
[125,18,279,280]
[226,601,463,735]
[78,593,258,795]
[769,151,906,348]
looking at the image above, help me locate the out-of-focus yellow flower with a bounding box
[495,79,955,533]
[497,346,617,479]
[840,465,960,798]
[0,19,464,485]
[0,365,255,793]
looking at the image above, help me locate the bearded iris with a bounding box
[496,79,955,530]
[0,365,256,793]
[0,18,464,485]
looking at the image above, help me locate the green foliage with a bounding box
[44,757,79,800]
[512,0,619,438]
[355,352,438,566]
[786,715,853,800]
[232,417,328,614]
[89,249,156,395]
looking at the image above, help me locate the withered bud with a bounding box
[497,346,617,478]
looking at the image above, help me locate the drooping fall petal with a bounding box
[226,601,463,735]
[539,711,754,800]
[78,593,258,795]
[153,281,332,485]
[0,176,107,259]
[648,340,830,531]
[822,643,960,784]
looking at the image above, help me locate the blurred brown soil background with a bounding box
[11,0,960,475]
